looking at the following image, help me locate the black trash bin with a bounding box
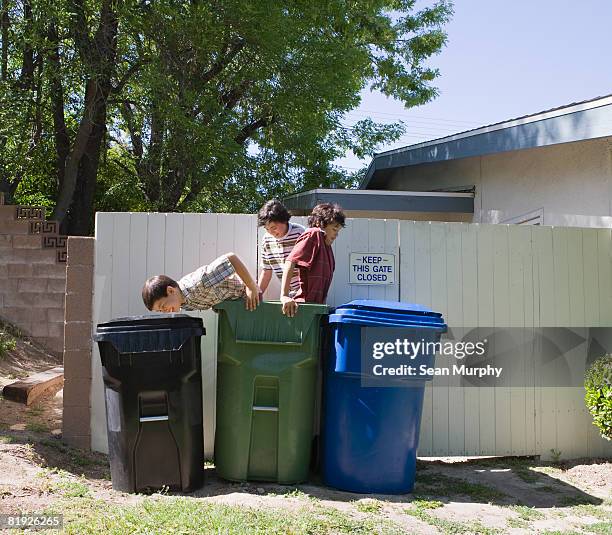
[94,314,205,493]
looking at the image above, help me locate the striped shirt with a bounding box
[178,255,245,310]
[260,222,305,292]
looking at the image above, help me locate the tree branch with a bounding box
[47,22,71,195]
[0,0,9,81]
[111,59,147,95]
[19,0,35,90]
[176,114,274,210]
[68,0,94,66]
[219,80,253,111]
[201,36,246,84]
[119,100,143,158]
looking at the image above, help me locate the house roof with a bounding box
[360,94,612,189]
[283,188,474,215]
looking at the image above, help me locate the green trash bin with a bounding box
[213,300,328,484]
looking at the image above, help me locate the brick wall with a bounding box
[62,237,94,450]
[0,206,66,356]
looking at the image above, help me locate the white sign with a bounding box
[349,253,395,285]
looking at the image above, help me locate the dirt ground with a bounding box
[0,337,63,436]
[0,340,611,534]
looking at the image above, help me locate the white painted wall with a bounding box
[384,137,612,228]
[92,213,612,460]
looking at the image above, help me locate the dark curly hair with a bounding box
[257,199,292,227]
[308,203,346,228]
[142,275,179,311]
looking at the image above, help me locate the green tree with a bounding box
[0,0,144,234]
[115,0,452,214]
[0,0,452,234]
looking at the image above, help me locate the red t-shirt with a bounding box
[287,227,335,304]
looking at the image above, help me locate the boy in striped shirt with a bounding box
[257,200,305,297]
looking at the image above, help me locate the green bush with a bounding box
[584,355,612,441]
[0,332,17,358]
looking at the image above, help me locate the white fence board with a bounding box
[128,214,148,316]
[461,225,480,454]
[476,225,497,455]
[410,222,433,455]
[446,224,465,455]
[92,213,114,452]
[430,224,449,456]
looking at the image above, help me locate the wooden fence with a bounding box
[91,213,612,459]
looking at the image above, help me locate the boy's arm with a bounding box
[226,253,260,311]
[280,260,298,317]
[258,269,273,294]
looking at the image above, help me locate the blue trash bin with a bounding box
[321,300,447,494]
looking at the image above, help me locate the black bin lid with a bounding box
[94,314,205,353]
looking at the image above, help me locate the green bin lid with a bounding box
[214,300,327,345]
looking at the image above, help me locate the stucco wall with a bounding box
[383,136,612,227]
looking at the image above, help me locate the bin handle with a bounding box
[236,339,302,346]
[252,406,279,412]
[139,415,169,422]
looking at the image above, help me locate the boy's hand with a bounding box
[244,285,260,311]
[281,295,298,317]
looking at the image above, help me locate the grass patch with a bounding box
[572,505,612,521]
[284,488,310,499]
[0,330,17,358]
[405,506,501,535]
[512,465,540,483]
[507,517,528,529]
[540,531,584,535]
[354,498,383,513]
[0,320,23,339]
[508,505,545,521]
[26,421,49,433]
[269,488,319,503]
[58,496,406,534]
[38,439,109,470]
[37,467,91,498]
[412,499,443,510]
[584,522,612,535]
[538,465,564,476]
[39,438,70,452]
[52,479,90,498]
[0,435,15,444]
[558,494,600,506]
[415,472,506,502]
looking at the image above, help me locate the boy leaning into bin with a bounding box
[141,253,260,312]
[280,203,345,317]
[257,199,305,298]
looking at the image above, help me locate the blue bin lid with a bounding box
[336,300,437,315]
[330,300,446,330]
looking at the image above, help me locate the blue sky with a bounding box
[335,0,612,173]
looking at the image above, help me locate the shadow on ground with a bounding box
[183,456,605,510]
[2,424,605,510]
[0,429,110,482]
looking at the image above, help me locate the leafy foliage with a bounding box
[584,355,612,441]
[0,330,16,359]
[1,0,453,231]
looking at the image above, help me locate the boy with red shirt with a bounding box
[280,203,345,316]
